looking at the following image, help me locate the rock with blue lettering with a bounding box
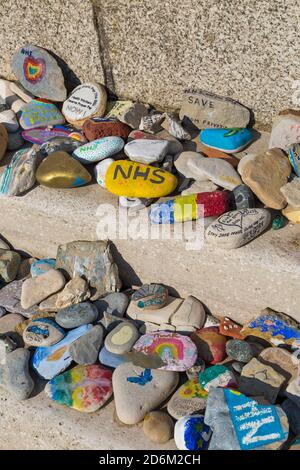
[73,137,124,164]
[19,100,65,130]
[30,258,56,277]
[174,415,212,450]
[23,317,65,347]
[124,139,169,164]
[0,146,39,197]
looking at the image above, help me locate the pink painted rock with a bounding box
[191,326,227,364]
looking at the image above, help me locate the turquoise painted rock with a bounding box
[73,136,124,164]
[199,364,237,392]
[32,324,92,379]
[0,146,38,196]
[174,415,212,450]
[30,258,56,277]
[19,100,65,130]
[200,128,254,153]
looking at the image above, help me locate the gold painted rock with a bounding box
[105,160,178,197]
[36,151,91,188]
[0,123,8,161]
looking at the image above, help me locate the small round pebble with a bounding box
[143,411,174,444]
[226,339,255,363]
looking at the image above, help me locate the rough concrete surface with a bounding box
[0,0,300,127]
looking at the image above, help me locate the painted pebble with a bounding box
[289,143,300,176]
[104,322,139,355]
[174,415,212,450]
[62,83,107,128]
[19,100,65,130]
[94,158,114,188]
[167,378,208,419]
[99,346,127,369]
[22,127,71,145]
[82,118,130,141]
[191,326,227,364]
[200,128,254,153]
[72,136,124,164]
[0,147,38,197]
[219,317,243,339]
[30,258,56,277]
[23,317,65,347]
[199,364,237,392]
[131,284,168,310]
[45,364,112,412]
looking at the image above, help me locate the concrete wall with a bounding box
[0,0,299,128]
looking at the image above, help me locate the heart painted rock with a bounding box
[22,127,71,145]
[200,128,254,153]
[36,151,92,188]
[131,284,168,310]
[191,327,227,364]
[23,317,65,347]
[11,44,66,101]
[167,378,208,419]
[205,208,271,249]
[72,137,124,164]
[124,139,169,164]
[62,83,107,128]
[112,362,179,424]
[82,118,130,141]
[45,364,112,412]
[19,100,65,130]
[174,415,212,450]
[104,322,139,355]
[105,160,178,197]
[199,365,237,392]
[0,146,38,196]
[133,332,197,371]
[0,123,8,162]
[32,324,92,379]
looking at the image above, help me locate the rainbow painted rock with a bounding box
[191,326,227,364]
[133,332,197,371]
[19,100,65,130]
[200,128,254,154]
[72,137,124,164]
[36,151,92,188]
[174,415,212,450]
[105,160,178,198]
[22,127,71,145]
[83,118,130,141]
[45,364,113,412]
[150,191,229,224]
[199,364,237,392]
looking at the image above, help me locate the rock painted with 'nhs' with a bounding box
[72,137,124,164]
[105,160,178,198]
[32,323,92,379]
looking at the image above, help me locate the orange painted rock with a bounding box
[191,326,227,364]
[219,317,243,339]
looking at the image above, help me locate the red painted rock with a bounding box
[219,317,243,339]
[191,326,227,364]
[83,118,130,141]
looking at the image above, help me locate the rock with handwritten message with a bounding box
[167,378,208,419]
[19,100,65,130]
[62,83,107,128]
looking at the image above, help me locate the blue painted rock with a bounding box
[56,302,98,329]
[22,127,71,145]
[23,317,65,347]
[72,137,124,164]
[36,151,92,188]
[19,100,65,130]
[99,346,127,368]
[289,143,300,176]
[32,324,92,379]
[11,44,66,102]
[45,364,113,412]
[30,258,56,277]
[200,128,254,153]
[62,83,107,128]
[105,160,178,198]
[131,284,168,310]
[0,146,38,196]
[174,415,212,450]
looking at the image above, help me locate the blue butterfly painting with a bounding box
[127,368,153,386]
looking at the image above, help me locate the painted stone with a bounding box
[288,143,300,176]
[23,317,65,347]
[104,322,139,355]
[39,136,83,158]
[133,332,197,372]
[240,308,300,347]
[127,296,183,324]
[191,326,227,364]
[62,83,107,128]
[226,339,255,363]
[69,325,103,365]
[116,102,149,129]
[21,269,65,310]
[179,89,250,129]
[105,100,134,119]
[161,113,191,140]
[128,130,183,155]
[139,113,164,134]
[219,317,243,339]
[205,387,288,450]
[0,280,36,318]
[200,128,253,153]
[16,311,55,336]
[240,149,291,209]
[167,378,208,419]
[0,249,21,283]
[30,258,56,277]
[232,184,255,210]
[0,313,24,334]
[11,44,66,101]
[259,347,300,384]
[19,100,64,130]
[170,296,206,329]
[82,118,130,141]
[280,178,300,208]
[22,127,71,145]
[150,191,229,224]
[55,276,90,309]
[7,130,24,151]
[0,348,34,400]
[199,365,237,392]
[73,136,124,164]
[186,357,206,381]
[112,362,179,425]
[239,358,286,403]
[55,240,121,301]
[143,411,174,444]
[124,139,169,164]
[269,113,300,150]
[174,415,212,451]
[94,157,114,188]
[36,151,92,188]
[32,324,92,379]
[45,364,112,412]
[105,160,178,198]
[56,302,98,329]
[0,147,38,197]
[206,208,271,249]
[131,284,168,310]
[99,346,127,368]
[0,123,8,161]
[0,109,19,132]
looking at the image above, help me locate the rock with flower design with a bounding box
[191,326,227,364]
[167,378,208,419]
[133,331,197,371]
[45,364,112,412]
[174,415,212,450]
[199,365,237,392]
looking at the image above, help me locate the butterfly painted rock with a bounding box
[127,368,153,386]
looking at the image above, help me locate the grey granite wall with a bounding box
[0,0,299,128]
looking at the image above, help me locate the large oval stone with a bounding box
[105,160,178,197]
[36,151,91,188]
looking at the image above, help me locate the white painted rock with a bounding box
[0,109,19,132]
[21,269,65,309]
[170,295,206,329]
[104,322,139,355]
[94,158,114,188]
[73,137,124,164]
[113,362,179,424]
[124,139,169,164]
[62,83,107,128]
[206,208,271,249]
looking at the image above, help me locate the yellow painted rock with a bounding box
[36,151,91,188]
[282,205,300,223]
[0,123,8,162]
[105,160,178,197]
